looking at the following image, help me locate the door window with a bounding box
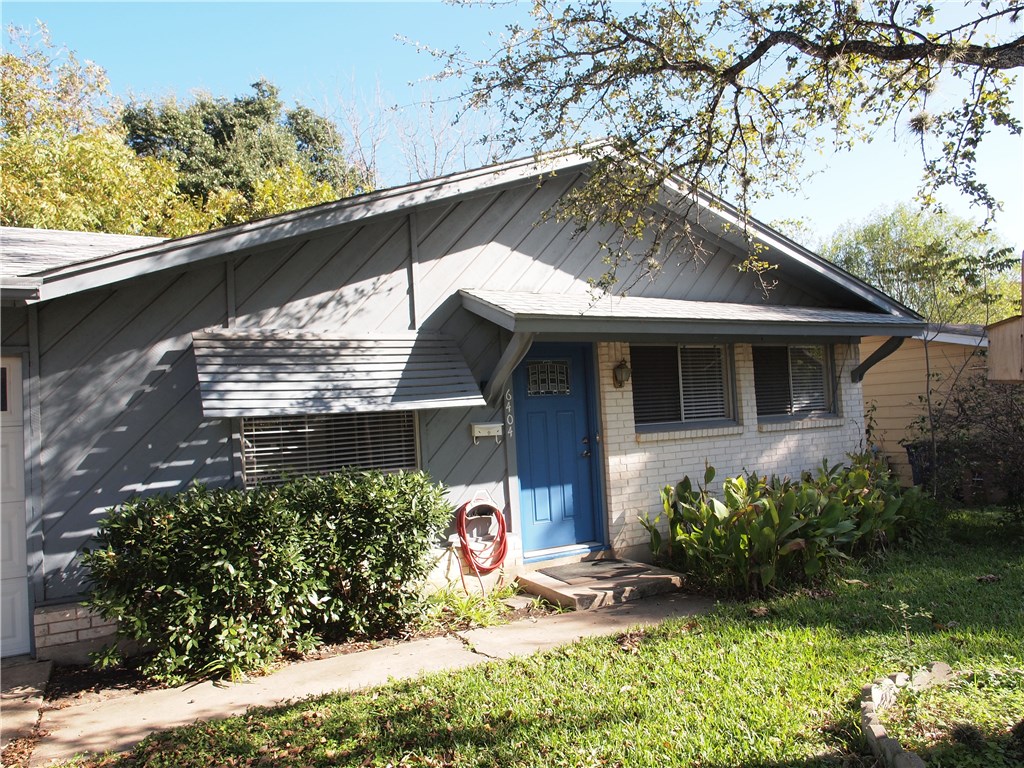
[526,360,571,396]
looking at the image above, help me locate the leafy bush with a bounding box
[83,470,452,684]
[907,369,1024,504]
[639,454,929,596]
[276,472,452,639]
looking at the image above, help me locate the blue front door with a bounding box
[513,343,601,553]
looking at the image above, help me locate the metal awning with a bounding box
[460,289,924,340]
[192,329,485,417]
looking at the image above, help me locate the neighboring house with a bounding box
[987,314,1023,383]
[0,152,923,660]
[986,259,1023,384]
[860,325,988,486]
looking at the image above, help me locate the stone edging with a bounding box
[859,661,954,768]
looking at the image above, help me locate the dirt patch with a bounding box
[42,599,555,708]
[44,658,163,708]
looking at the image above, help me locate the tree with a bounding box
[329,78,510,187]
[1,24,210,236]
[121,81,373,225]
[825,202,1019,500]
[444,0,1023,291]
[822,203,1019,325]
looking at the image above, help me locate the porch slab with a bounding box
[518,558,685,610]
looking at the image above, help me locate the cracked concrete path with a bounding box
[29,593,714,766]
[461,592,715,660]
[29,636,481,766]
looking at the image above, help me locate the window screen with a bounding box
[631,345,732,426]
[241,411,417,486]
[752,344,832,418]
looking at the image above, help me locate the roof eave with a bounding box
[657,180,924,321]
[0,280,42,302]
[33,151,593,302]
[507,315,924,339]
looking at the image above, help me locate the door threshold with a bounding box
[522,542,607,564]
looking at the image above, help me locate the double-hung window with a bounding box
[752,344,835,418]
[240,411,418,486]
[630,344,734,428]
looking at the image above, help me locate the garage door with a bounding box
[1,356,30,657]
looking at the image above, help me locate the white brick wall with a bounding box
[597,342,865,556]
[34,603,118,662]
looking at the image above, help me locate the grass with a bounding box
[63,509,1024,767]
[879,668,1024,768]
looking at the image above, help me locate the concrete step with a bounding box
[517,558,685,610]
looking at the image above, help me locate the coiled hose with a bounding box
[455,494,508,594]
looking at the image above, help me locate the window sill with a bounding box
[756,416,844,433]
[636,423,745,443]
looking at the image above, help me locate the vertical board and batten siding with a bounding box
[859,335,985,486]
[1,307,30,348]
[24,170,870,604]
[234,219,412,333]
[33,263,234,601]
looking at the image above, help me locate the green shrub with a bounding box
[276,471,453,639]
[639,453,930,596]
[83,470,452,684]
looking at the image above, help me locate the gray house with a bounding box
[1,152,923,659]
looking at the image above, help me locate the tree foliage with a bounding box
[2,24,372,236]
[447,0,1023,290]
[121,81,373,225]
[822,203,1019,324]
[1,25,209,236]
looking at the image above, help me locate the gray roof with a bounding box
[1,227,165,278]
[460,289,924,339]
[1,227,165,300]
[192,329,486,417]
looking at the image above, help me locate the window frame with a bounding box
[751,343,837,422]
[630,343,737,432]
[238,410,420,487]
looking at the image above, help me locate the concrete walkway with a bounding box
[1,657,52,750]
[19,592,713,766]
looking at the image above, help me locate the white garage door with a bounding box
[1,356,30,657]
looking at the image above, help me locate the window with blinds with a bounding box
[240,412,417,486]
[631,345,733,427]
[752,344,833,418]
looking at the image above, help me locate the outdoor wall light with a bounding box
[612,359,632,388]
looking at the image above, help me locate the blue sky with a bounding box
[4,1,1022,250]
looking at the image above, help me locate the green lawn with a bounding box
[76,510,1024,768]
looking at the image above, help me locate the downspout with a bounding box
[850,336,906,383]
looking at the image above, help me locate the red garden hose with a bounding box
[455,492,508,590]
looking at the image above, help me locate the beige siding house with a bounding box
[987,315,1023,383]
[860,326,987,486]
